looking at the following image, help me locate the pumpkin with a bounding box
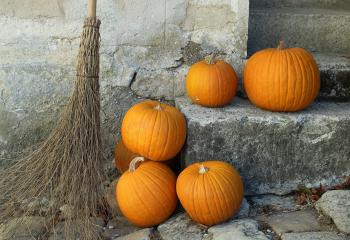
[114,140,144,173]
[244,41,320,112]
[186,53,238,107]
[116,157,177,227]
[121,100,187,161]
[114,139,178,173]
[176,161,244,226]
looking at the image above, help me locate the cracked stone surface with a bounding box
[316,190,350,234]
[256,209,328,236]
[158,213,207,240]
[205,219,269,240]
[115,228,154,240]
[248,194,302,215]
[281,232,348,240]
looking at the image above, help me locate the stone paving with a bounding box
[1,190,349,240]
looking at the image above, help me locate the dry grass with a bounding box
[0,17,105,239]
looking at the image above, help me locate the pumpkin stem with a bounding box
[205,52,217,65]
[129,157,145,172]
[154,103,163,111]
[277,41,286,50]
[199,164,209,174]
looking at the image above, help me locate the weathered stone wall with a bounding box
[0,0,249,165]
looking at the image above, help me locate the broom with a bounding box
[0,0,104,238]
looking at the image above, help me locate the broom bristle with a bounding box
[0,17,105,239]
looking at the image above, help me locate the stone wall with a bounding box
[0,0,249,165]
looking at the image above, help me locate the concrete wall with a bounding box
[0,0,249,165]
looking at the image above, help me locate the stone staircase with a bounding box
[177,0,350,195]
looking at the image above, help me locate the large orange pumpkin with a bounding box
[176,161,244,226]
[186,54,238,107]
[121,100,186,161]
[116,157,177,227]
[244,41,320,112]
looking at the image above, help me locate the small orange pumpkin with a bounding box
[114,139,178,173]
[186,53,238,107]
[116,157,177,227]
[244,41,320,112]
[176,161,244,226]
[114,140,144,173]
[121,100,186,161]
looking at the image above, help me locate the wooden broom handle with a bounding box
[88,0,97,17]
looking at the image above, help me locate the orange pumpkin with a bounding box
[116,157,177,227]
[176,161,244,226]
[244,41,320,112]
[121,100,186,161]
[186,53,238,107]
[114,139,178,173]
[114,140,143,173]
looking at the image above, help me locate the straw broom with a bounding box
[0,0,105,238]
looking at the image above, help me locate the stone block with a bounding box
[176,96,350,194]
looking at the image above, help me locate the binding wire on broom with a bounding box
[0,0,105,238]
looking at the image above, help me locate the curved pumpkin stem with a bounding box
[129,157,145,172]
[205,52,217,65]
[154,103,163,111]
[199,164,209,174]
[277,41,286,50]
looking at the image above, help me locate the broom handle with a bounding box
[88,0,97,17]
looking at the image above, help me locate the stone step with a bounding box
[250,0,350,10]
[248,8,350,55]
[315,53,350,101]
[176,96,350,195]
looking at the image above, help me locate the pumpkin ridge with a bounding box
[146,110,159,160]
[140,165,176,205]
[303,50,319,106]
[283,50,292,111]
[220,170,242,212]
[198,172,212,224]
[212,173,231,213]
[129,174,156,224]
[184,173,199,221]
[299,51,314,106]
[217,62,230,105]
[135,170,170,219]
[281,50,300,112]
[292,49,307,110]
[206,173,226,223]
[266,50,276,110]
[277,50,283,110]
[159,111,172,160]
[200,173,216,224]
[295,51,314,108]
[212,168,238,204]
[214,64,222,106]
[197,174,208,224]
[260,52,272,109]
[215,166,243,196]
[292,50,306,110]
[208,171,233,221]
[135,107,149,157]
[191,175,201,222]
